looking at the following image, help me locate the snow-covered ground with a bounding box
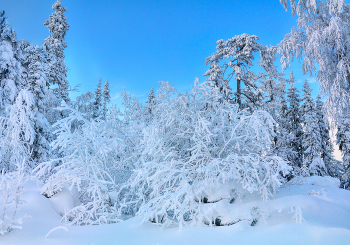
[2,176,350,245]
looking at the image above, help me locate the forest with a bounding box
[1,0,350,243]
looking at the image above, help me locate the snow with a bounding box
[296,175,340,188]
[49,186,81,217]
[2,176,350,245]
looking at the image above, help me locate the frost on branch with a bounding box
[119,80,291,227]
[36,79,290,227]
[0,90,35,172]
[35,102,135,225]
[278,0,350,123]
[0,160,27,235]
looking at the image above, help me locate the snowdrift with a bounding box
[2,176,350,245]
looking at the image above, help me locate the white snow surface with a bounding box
[2,176,350,245]
[49,186,81,217]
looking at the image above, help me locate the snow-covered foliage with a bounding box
[204,34,265,108]
[336,114,350,188]
[118,80,291,227]
[0,11,24,115]
[35,101,136,225]
[44,0,70,103]
[21,43,52,163]
[300,80,326,176]
[0,90,36,172]
[278,0,350,122]
[204,34,284,112]
[3,175,350,244]
[0,160,27,235]
[0,0,349,237]
[35,80,291,227]
[71,91,95,120]
[285,74,303,171]
[92,78,102,119]
[273,79,296,165]
[315,95,341,178]
[101,79,110,119]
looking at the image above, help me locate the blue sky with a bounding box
[1,0,320,104]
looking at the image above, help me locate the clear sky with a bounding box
[1,0,320,104]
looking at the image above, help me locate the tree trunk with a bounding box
[237,78,241,108]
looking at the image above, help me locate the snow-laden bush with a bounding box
[36,80,290,227]
[35,103,137,225]
[118,80,291,227]
[0,90,34,234]
[0,90,35,173]
[0,160,27,235]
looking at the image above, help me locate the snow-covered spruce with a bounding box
[285,74,303,172]
[118,80,291,228]
[101,79,110,120]
[336,113,350,188]
[43,0,70,103]
[300,80,326,176]
[0,11,24,116]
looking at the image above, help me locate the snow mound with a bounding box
[182,176,348,228]
[49,186,81,216]
[2,179,350,245]
[291,176,340,188]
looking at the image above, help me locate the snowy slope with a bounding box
[2,177,350,245]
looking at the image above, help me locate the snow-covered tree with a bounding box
[285,73,303,171]
[0,11,24,116]
[203,61,232,103]
[0,90,36,172]
[35,99,140,225]
[300,80,326,176]
[35,80,291,227]
[21,44,52,163]
[102,79,110,119]
[92,78,102,119]
[121,88,146,131]
[147,88,155,105]
[278,0,350,123]
[72,91,94,120]
[336,113,350,188]
[204,34,267,109]
[44,0,70,103]
[273,80,296,165]
[118,80,290,227]
[315,95,342,178]
[145,88,156,122]
[0,160,27,235]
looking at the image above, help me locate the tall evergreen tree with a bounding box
[92,78,102,119]
[336,113,350,188]
[300,80,326,176]
[44,0,70,103]
[102,79,110,119]
[146,88,155,107]
[285,72,303,170]
[22,44,52,163]
[0,11,24,115]
[315,95,342,178]
[145,88,156,124]
[274,79,296,165]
